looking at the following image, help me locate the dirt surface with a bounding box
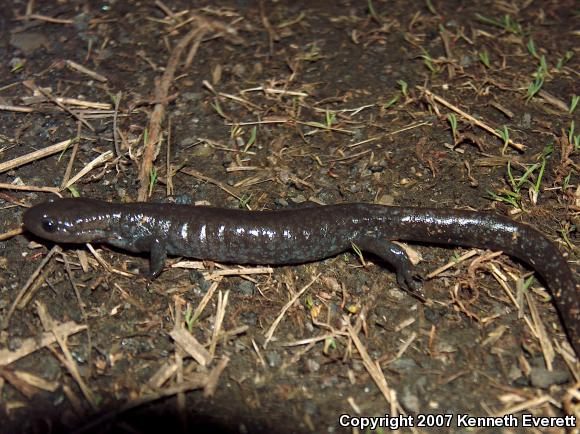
[0,0,579,433]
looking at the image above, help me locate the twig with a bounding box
[65,60,108,82]
[61,151,113,190]
[347,324,404,415]
[260,0,279,56]
[264,273,321,347]
[173,296,186,427]
[191,277,222,323]
[17,260,56,309]
[166,116,173,195]
[203,356,229,397]
[62,253,87,321]
[76,376,210,433]
[491,395,554,417]
[426,249,479,279]
[178,167,243,203]
[0,321,87,365]
[184,25,208,68]
[0,139,74,174]
[2,245,61,329]
[0,227,23,241]
[23,80,94,131]
[439,27,455,79]
[60,121,81,189]
[525,291,555,370]
[209,290,229,359]
[137,27,205,200]
[202,266,273,279]
[112,92,122,157]
[0,104,34,113]
[0,183,59,194]
[419,87,525,151]
[169,327,211,366]
[15,13,74,24]
[36,301,97,410]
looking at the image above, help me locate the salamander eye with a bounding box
[41,217,57,233]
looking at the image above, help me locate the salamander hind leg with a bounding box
[354,236,422,294]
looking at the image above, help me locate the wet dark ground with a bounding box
[0,0,578,433]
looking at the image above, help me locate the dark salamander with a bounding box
[23,198,579,355]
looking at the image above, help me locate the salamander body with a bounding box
[22,198,579,355]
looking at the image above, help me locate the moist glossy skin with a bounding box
[23,198,579,355]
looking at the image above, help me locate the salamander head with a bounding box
[23,198,119,244]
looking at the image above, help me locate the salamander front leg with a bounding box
[149,238,168,278]
[133,237,168,278]
[354,236,422,293]
[133,237,168,279]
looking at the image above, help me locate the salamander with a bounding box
[22,198,579,355]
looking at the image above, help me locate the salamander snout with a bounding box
[22,199,88,243]
[23,206,65,241]
[23,198,116,244]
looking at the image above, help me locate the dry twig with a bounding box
[137,26,208,200]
